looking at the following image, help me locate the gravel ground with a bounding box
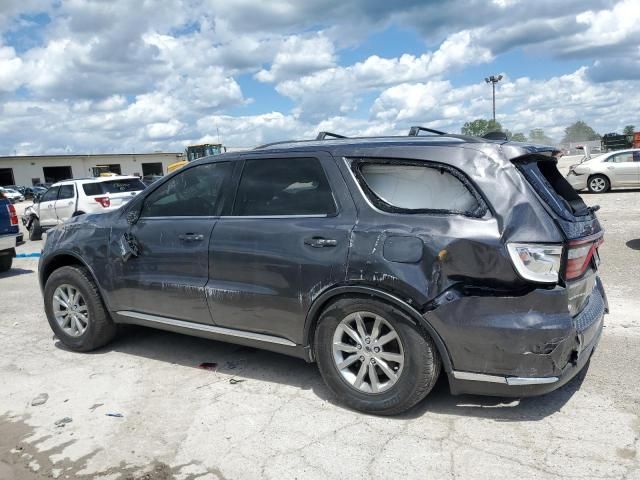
[1,188,639,480]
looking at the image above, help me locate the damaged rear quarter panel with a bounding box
[330,144,575,376]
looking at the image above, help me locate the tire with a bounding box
[43,265,117,352]
[28,217,42,241]
[314,298,441,415]
[587,174,610,193]
[0,255,12,272]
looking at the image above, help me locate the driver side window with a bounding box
[141,162,233,217]
[41,187,59,202]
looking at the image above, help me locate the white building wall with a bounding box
[0,153,183,186]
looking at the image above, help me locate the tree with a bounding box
[528,128,553,144]
[623,125,635,136]
[461,119,502,137]
[511,132,527,142]
[561,121,600,144]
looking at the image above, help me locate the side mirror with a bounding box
[33,193,41,203]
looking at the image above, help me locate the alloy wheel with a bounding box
[590,177,606,192]
[332,311,405,394]
[53,284,89,337]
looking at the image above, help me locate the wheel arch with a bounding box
[39,251,103,298]
[303,285,453,372]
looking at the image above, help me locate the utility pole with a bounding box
[484,74,503,122]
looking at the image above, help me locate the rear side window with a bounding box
[353,160,484,216]
[233,158,337,216]
[83,179,145,196]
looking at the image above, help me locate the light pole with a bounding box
[484,74,503,122]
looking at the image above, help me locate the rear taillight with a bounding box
[565,235,603,280]
[7,204,19,226]
[94,196,111,208]
[507,243,563,284]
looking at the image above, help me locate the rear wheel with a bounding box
[315,298,441,415]
[588,175,610,193]
[0,255,12,272]
[44,265,117,351]
[28,217,42,241]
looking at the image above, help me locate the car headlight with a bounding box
[507,243,563,284]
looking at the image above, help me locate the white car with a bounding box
[24,176,146,240]
[0,187,25,203]
[566,148,640,193]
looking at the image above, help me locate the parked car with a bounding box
[4,185,27,195]
[23,176,146,240]
[26,186,48,199]
[0,193,20,272]
[0,187,25,203]
[38,130,606,415]
[566,148,640,193]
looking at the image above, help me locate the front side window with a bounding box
[354,160,483,216]
[233,158,337,216]
[141,162,232,217]
[41,187,60,202]
[57,185,75,200]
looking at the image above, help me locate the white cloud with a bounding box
[0,0,639,155]
[255,34,336,82]
[0,45,24,92]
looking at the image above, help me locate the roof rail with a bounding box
[482,131,509,141]
[408,126,447,136]
[316,131,348,140]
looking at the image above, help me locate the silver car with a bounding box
[566,149,640,193]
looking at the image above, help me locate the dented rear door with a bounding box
[206,152,356,344]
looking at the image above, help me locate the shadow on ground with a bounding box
[56,324,585,423]
[626,239,640,251]
[0,268,34,279]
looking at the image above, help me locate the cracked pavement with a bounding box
[1,183,639,479]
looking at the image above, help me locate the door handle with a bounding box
[179,233,204,242]
[67,201,73,205]
[304,237,338,248]
[607,166,614,170]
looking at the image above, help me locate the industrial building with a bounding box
[0,152,183,186]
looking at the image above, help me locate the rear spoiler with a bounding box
[501,144,562,162]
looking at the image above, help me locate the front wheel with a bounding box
[588,175,610,193]
[28,217,42,241]
[44,265,117,351]
[315,298,441,415]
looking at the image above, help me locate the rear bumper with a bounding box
[448,316,602,396]
[426,277,606,397]
[0,233,18,252]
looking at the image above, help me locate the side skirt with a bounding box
[114,310,307,360]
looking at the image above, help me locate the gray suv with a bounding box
[39,130,607,414]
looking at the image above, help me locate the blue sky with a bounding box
[0,0,639,154]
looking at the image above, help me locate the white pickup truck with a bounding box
[23,176,146,240]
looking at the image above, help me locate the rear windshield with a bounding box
[513,157,590,219]
[83,179,145,196]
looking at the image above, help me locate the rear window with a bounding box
[514,157,590,219]
[83,179,145,196]
[353,160,485,217]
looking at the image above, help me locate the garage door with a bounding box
[43,166,73,183]
[0,168,14,186]
[142,162,163,176]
